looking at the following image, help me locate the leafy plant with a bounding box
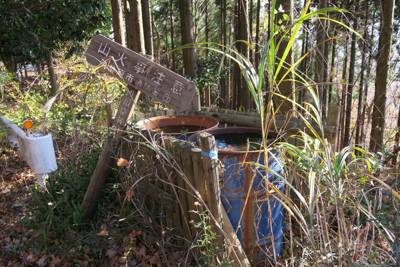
[190,208,231,267]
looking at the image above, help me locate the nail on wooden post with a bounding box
[199,132,224,254]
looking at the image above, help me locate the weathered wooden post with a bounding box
[179,143,198,236]
[105,101,115,127]
[171,140,192,241]
[82,88,140,220]
[199,133,224,255]
[81,35,197,220]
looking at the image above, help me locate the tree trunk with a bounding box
[240,0,250,110]
[339,34,349,150]
[220,0,227,109]
[179,0,198,110]
[124,0,135,51]
[360,10,377,151]
[165,24,169,69]
[111,0,126,46]
[36,63,42,76]
[255,0,261,70]
[141,0,153,57]
[125,0,145,53]
[132,0,145,53]
[170,0,175,72]
[327,36,336,106]
[314,0,327,116]
[298,0,309,112]
[321,24,330,118]
[249,0,254,65]
[355,1,369,154]
[0,55,17,74]
[275,0,295,115]
[392,97,400,166]
[205,1,210,107]
[226,8,231,109]
[47,54,58,96]
[343,2,359,147]
[232,0,240,110]
[369,0,395,152]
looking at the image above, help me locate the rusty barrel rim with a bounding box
[136,115,219,136]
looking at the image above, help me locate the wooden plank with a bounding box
[179,143,198,236]
[171,140,192,241]
[221,203,251,267]
[137,181,175,209]
[190,148,208,205]
[199,133,224,257]
[85,35,197,113]
[190,109,337,137]
[163,138,184,245]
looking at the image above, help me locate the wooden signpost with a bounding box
[82,35,197,220]
[85,34,197,113]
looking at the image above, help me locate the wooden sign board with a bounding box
[85,35,197,113]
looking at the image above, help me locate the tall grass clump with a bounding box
[186,0,400,265]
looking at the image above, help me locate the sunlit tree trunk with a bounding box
[339,34,349,150]
[232,0,240,110]
[369,0,395,152]
[255,0,261,70]
[124,0,134,50]
[47,54,58,96]
[240,0,250,110]
[355,1,370,155]
[392,100,400,166]
[220,0,228,108]
[179,0,198,109]
[275,0,294,115]
[141,0,153,57]
[314,0,327,117]
[205,1,210,107]
[343,2,359,147]
[170,0,175,72]
[298,0,309,112]
[360,9,377,151]
[327,35,336,106]
[111,0,125,45]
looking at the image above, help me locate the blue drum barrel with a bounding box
[189,127,285,266]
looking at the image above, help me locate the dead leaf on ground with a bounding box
[128,230,138,238]
[126,190,134,201]
[51,254,62,266]
[117,158,130,167]
[37,254,48,266]
[139,245,146,256]
[97,229,108,236]
[26,254,37,263]
[106,249,117,260]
